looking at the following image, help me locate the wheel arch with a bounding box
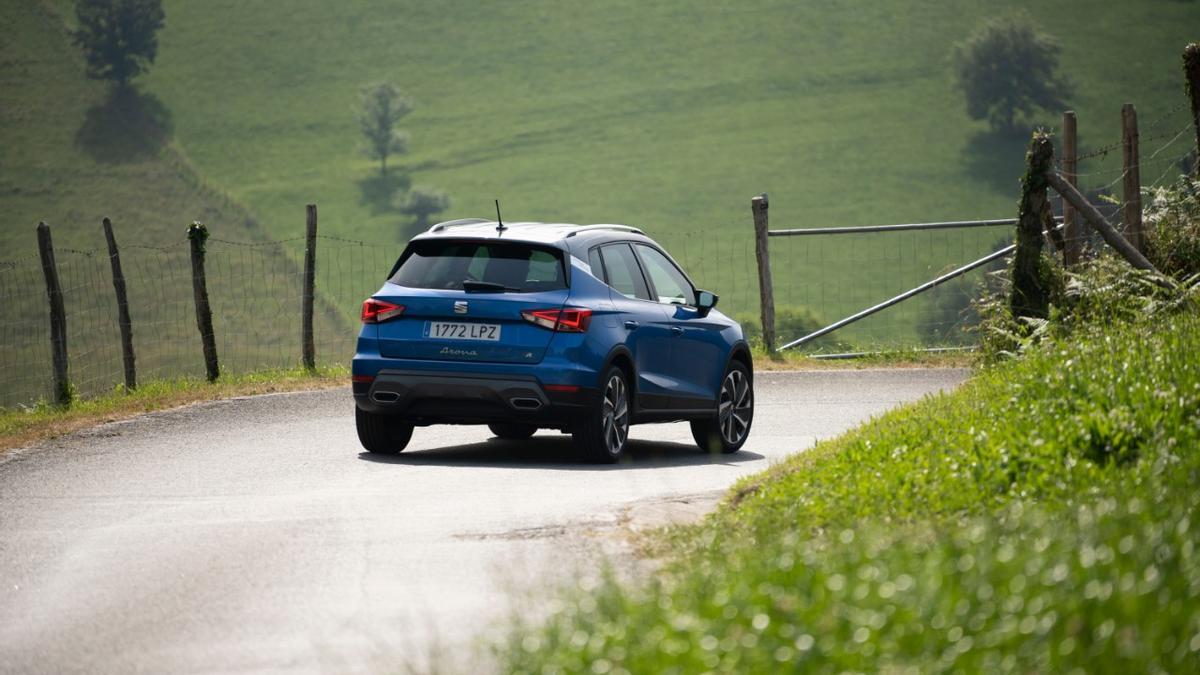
[726,340,754,378]
[601,345,637,404]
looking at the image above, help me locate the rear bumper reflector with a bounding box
[544,384,580,393]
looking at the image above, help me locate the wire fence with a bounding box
[2,103,1195,408]
[750,103,1199,353]
[0,233,404,409]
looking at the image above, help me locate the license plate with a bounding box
[425,321,501,341]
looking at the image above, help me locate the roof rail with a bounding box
[429,218,491,233]
[564,224,645,238]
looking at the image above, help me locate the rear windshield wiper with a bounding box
[462,279,518,292]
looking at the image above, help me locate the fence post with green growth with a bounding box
[1011,133,1056,320]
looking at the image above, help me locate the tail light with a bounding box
[361,298,405,323]
[521,308,592,332]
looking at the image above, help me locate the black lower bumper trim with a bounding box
[355,369,594,426]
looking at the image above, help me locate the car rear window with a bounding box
[388,240,568,292]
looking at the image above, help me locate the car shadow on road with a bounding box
[357,435,764,470]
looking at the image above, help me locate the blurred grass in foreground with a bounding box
[499,311,1200,673]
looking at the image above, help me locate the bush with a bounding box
[1144,177,1200,279]
[736,305,826,349]
[499,313,1200,673]
[974,172,1200,364]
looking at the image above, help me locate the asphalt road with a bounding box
[0,368,967,674]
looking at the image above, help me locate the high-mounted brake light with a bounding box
[521,308,592,332]
[361,298,405,323]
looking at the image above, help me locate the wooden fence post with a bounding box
[1121,103,1143,251]
[1062,111,1081,265]
[102,217,136,391]
[751,194,776,352]
[302,204,317,371]
[36,222,71,406]
[1012,133,1055,320]
[1184,43,1200,178]
[187,222,219,382]
[1045,173,1158,273]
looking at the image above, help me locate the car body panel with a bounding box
[353,219,750,432]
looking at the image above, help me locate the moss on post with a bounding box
[1010,131,1056,320]
[187,221,219,382]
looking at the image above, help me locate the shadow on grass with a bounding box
[960,128,1034,196]
[356,171,412,215]
[359,435,763,470]
[75,86,173,163]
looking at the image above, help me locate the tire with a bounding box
[572,366,631,463]
[691,360,753,454]
[488,422,537,440]
[356,407,414,454]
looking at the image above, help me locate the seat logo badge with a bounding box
[454,301,468,314]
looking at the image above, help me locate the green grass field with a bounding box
[1,0,1197,404]
[136,0,1197,321]
[0,2,351,406]
[137,0,1198,231]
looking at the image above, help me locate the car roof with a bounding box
[412,219,660,259]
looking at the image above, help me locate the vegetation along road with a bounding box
[0,369,964,673]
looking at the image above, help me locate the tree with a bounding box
[358,83,412,176]
[397,187,450,231]
[71,0,166,87]
[953,13,1071,134]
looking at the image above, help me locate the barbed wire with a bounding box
[209,236,306,247]
[1070,101,1191,162]
[1141,100,1191,133]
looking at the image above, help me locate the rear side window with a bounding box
[388,240,567,292]
[587,248,605,280]
[598,244,652,301]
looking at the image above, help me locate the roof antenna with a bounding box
[494,200,506,234]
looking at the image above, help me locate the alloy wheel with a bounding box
[718,369,752,445]
[601,373,629,456]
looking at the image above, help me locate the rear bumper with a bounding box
[354,369,595,427]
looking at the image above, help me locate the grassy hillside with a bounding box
[0,2,348,407]
[5,1,1199,350]
[149,0,1200,340]
[141,0,1198,232]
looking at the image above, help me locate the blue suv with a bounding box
[352,219,754,462]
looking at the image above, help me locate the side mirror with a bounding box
[696,290,718,316]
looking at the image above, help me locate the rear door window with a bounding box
[388,240,567,292]
[598,244,652,301]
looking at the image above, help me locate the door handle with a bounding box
[671,326,684,336]
[624,320,639,330]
